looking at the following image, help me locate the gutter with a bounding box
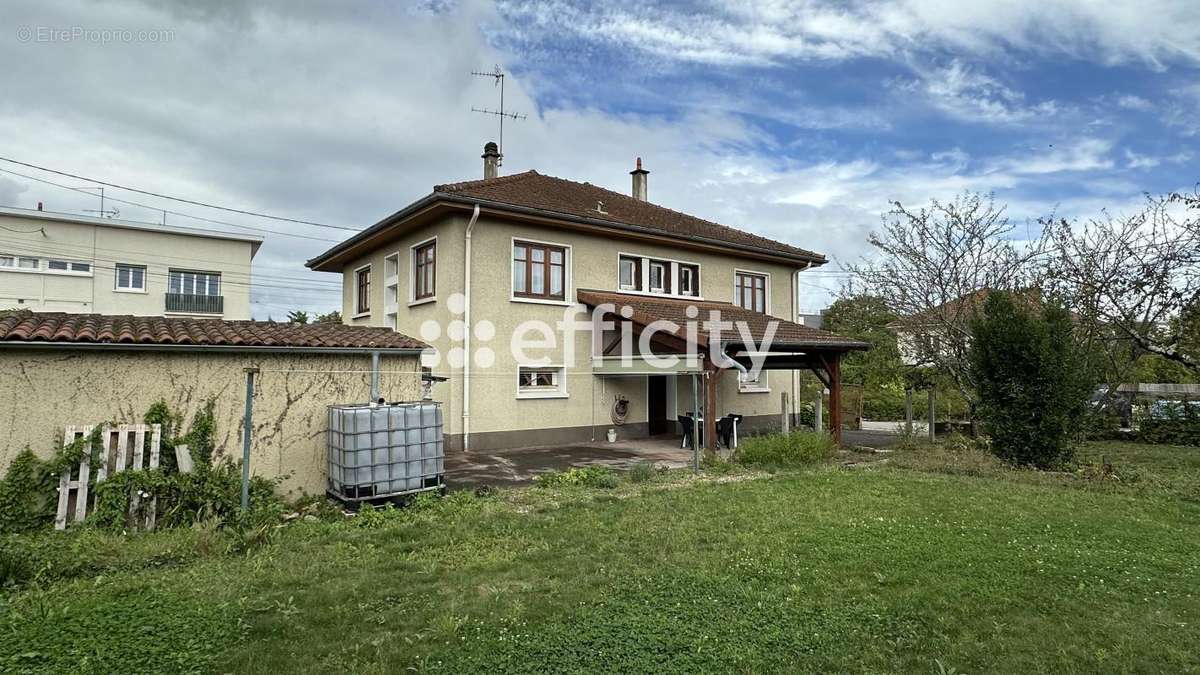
[306,193,826,271]
[462,204,482,451]
[0,342,428,356]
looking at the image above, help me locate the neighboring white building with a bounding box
[0,206,261,319]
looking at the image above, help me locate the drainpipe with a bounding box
[369,350,381,403]
[462,204,481,451]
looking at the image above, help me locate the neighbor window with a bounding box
[17,257,38,270]
[517,365,567,398]
[513,240,566,300]
[739,370,768,392]
[355,265,371,314]
[618,256,641,291]
[47,259,91,274]
[735,271,767,312]
[115,263,146,291]
[649,261,668,293]
[169,270,221,296]
[413,240,436,300]
[0,255,13,268]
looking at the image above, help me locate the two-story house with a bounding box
[0,206,261,319]
[307,143,865,452]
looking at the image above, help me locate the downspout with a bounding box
[462,204,481,451]
[791,262,811,428]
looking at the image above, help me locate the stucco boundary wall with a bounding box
[0,349,421,497]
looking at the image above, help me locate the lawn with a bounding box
[3,442,1199,674]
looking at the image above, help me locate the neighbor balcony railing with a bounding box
[165,293,224,315]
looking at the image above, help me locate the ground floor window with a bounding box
[738,369,769,392]
[517,365,568,398]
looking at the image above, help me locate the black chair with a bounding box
[677,415,696,448]
[717,414,744,449]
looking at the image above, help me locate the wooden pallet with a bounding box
[55,423,162,530]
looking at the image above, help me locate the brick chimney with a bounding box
[630,157,648,201]
[482,142,500,179]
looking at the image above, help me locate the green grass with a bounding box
[2,442,1199,673]
[735,430,836,468]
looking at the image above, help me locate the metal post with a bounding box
[927,388,936,442]
[691,373,700,473]
[369,351,381,403]
[905,389,913,436]
[780,391,790,434]
[814,392,823,433]
[241,367,259,511]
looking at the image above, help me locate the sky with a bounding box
[1,0,1198,318]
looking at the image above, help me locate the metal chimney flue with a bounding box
[630,157,648,201]
[482,142,500,179]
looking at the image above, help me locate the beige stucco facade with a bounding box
[0,348,421,496]
[336,211,805,450]
[0,208,260,319]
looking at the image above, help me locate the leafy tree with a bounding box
[315,310,343,324]
[969,292,1092,468]
[824,295,903,388]
[287,310,310,325]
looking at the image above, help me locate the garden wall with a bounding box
[0,349,422,497]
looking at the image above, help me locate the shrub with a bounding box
[1135,401,1200,446]
[968,292,1093,469]
[533,466,619,489]
[735,432,836,468]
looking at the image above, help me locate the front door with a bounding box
[648,376,669,435]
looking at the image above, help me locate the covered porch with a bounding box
[578,289,869,451]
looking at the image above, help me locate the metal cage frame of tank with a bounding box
[326,401,445,502]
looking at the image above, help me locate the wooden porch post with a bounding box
[828,353,843,447]
[704,366,721,452]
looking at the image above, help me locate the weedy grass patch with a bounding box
[734,431,836,469]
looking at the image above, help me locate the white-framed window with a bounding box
[115,263,146,291]
[616,253,701,299]
[738,369,769,393]
[516,365,568,399]
[169,269,222,296]
[734,270,769,313]
[45,259,92,275]
[353,264,371,316]
[0,255,39,270]
[0,255,13,268]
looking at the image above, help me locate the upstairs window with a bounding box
[678,264,698,297]
[355,265,371,314]
[513,241,566,300]
[115,263,146,291]
[735,271,767,313]
[169,270,221,296]
[618,256,641,291]
[648,261,668,293]
[413,240,436,300]
[47,259,91,274]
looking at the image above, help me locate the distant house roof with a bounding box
[307,170,825,271]
[0,311,426,353]
[0,206,264,258]
[576,289,867,350]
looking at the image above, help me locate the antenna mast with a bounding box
[471,65,526,166]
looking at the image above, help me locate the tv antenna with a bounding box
[471,65,526,166]
[79,186,119,218]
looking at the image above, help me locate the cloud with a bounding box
[896,60,1060,124]
[497,0,1200,69]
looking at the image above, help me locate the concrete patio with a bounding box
[444,426,908,490]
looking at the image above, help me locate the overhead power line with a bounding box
[0,156,360,232]
[0,167,343,244]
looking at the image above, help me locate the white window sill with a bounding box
[738,387,771,394]
[113,288,147,294]
[408,297,436,307]
[0,267,92,277]
[351,311,371,319]
[516,391,570,400]
[510,296,573,307]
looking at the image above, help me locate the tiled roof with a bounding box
[576,289,867,350]
[0,311,427,351]
[434,171,824,262]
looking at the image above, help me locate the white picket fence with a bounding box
[55,423,162,530]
